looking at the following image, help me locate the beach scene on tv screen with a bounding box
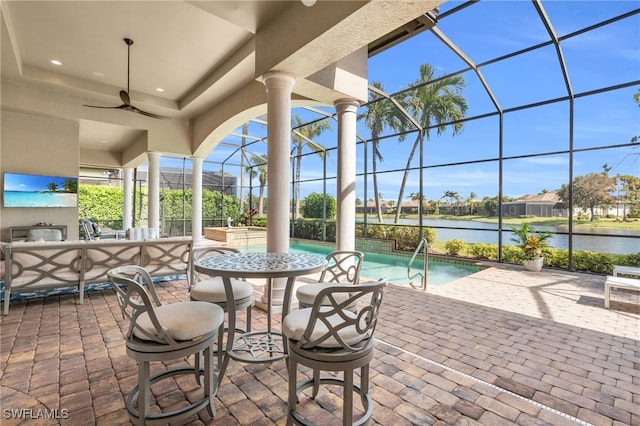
[3,173,78,207]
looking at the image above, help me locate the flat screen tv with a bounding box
[3,172,78,208]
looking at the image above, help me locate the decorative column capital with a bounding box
[334,98,360,113]
[262,71,296,91]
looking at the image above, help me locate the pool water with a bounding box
[245,240,480,286]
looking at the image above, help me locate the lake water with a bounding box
[358,218,640,255]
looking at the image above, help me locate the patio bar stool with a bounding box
[283,278,387,426]
[189,246,254,371]
[108,265,224,425]
[295,250,363,309]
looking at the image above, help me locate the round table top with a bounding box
[194,252,327,279]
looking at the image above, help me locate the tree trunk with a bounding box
[372,141,383,223]
[394,133,421,223]
[239,123,248,212]
[258,185,265,215]
[294,144,302,218]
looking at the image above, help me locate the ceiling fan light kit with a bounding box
[84,38,169,119]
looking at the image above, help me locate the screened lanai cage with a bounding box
[105,1,638,271]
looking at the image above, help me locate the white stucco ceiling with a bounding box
[0,0,443,166]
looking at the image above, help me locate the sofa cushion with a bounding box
[28,229,62,241]
[126,228,158,241]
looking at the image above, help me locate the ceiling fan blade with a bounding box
[84,38,169,120]
[83,103,127,109]
[119,90,131,106]
[130,105,169,120]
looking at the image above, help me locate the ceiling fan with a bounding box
[84,38,168,119]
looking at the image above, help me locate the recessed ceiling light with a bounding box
[92,71,105,77]
[156,88,164,92]
[51,59,62,66]
[100,140,109,144]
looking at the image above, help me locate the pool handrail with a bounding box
[408,237,428,291]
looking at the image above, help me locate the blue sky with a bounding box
[165,1,639,205]
[4,173,76,192]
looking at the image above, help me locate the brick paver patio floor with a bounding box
[1,263,638,425]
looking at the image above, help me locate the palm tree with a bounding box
[467,191,477,215]
[239,122,249,212]
[63,178,77,193]
[408,192,428,214]
[393,64,468,223]
[442,190,460,215]
[247,154,268,215]
[358,81,405,222]
[291,115,331,217]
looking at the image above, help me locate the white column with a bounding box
[263,71,295,253]
[335,98,359,252]
[122,167,134,231]
[191,156,203,242]
[147,151,161,233]
[262,71,295,308]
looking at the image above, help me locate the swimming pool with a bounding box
[240,240,481,287]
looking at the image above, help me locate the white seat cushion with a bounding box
[134,301,223,341]
[126,227,158,240]
[190,277,253,303]
[296,283,351,306]
[28,229,62,241]
[283,307,364,348]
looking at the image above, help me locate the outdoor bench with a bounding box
[604,274,640,309]
[612,265,640,279]
[1,237,193,315]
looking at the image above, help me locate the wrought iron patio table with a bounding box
[194,252,327,378]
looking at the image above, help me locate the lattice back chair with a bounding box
[108,265,224,425]
[296,250,363,309]
[80,219,95,240]
[189,246,254,370]
[283,278,387,426]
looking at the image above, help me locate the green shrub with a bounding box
[623,252,640,265]
[572,250,615,274]
[444,239,466,255]
[467,243,498,260]
[422,227,437,245]
[301,193,336,219]
[543,248,569,269]
[79,185,127,229]
[79,185,239,232]
[251,216,267,227]
[354,224,436,252]
[501,245,522,264]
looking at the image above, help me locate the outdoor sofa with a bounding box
[1,236,193,315]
